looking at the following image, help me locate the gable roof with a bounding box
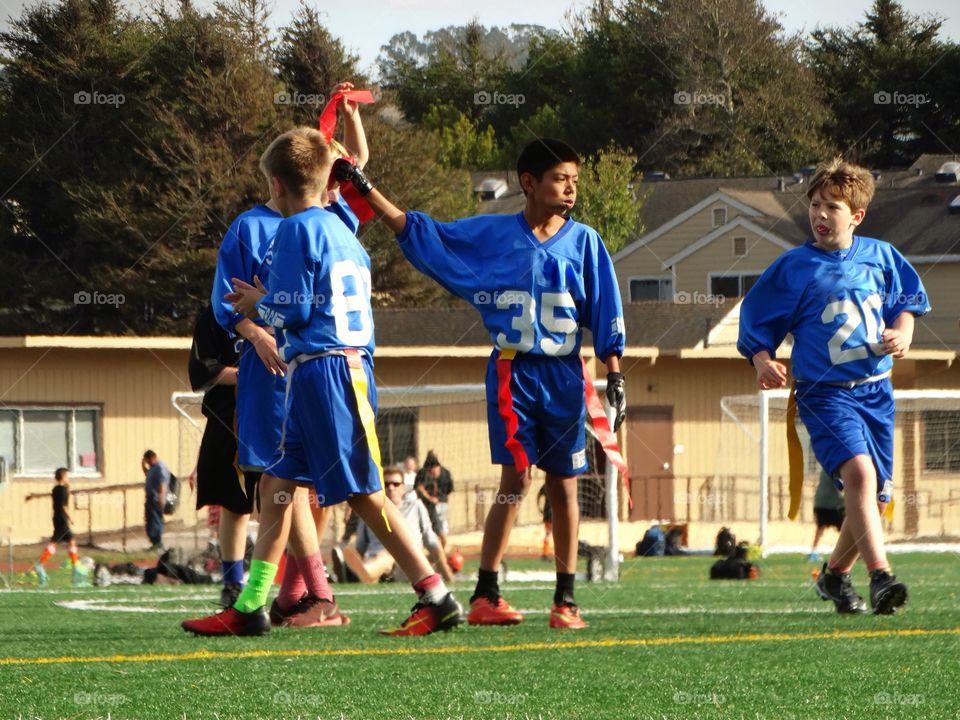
[612,190,764,262]
[659,216,795,269]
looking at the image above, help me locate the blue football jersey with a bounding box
[738,236,931,383]
[398,212,625,359]
[210,205,284,334]
[256,206,375,362]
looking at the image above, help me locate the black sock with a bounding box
[473,568,500,602]
[554,572,576,605]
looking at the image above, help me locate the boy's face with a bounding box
[522,161,579,216]
[808,188,865,250]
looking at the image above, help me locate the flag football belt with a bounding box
[282,348,390,531]
[495,349,631,509]
[785,369,894,523]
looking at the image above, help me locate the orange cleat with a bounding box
[549,602,588,629]
[380,593,463,636]
[467,595,523,626]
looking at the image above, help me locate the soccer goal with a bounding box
[173,380,624,580]
[717,389,960,554]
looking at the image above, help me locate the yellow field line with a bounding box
[2,627,957,667]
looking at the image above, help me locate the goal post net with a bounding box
[717,389,960,553]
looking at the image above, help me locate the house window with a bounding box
[709,273,761,298]
[922,411,960,471]
[712,207,727,227]
[733,237,747,256]
[629,277,673,302]
[2,407,101,477]
[375,408,417,467]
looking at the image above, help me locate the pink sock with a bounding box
[413,573,447,604]
[297,552,332,601]
[276,554,307,610]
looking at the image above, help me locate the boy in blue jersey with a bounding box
[738,158,929,615]
[183,126,462,637]
[339,138,627,629]
[207,83,366,625]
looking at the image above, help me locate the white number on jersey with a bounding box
[330,259,373,346]
[822,293,884,365]
[495,290,578,355]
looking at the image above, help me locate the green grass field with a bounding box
[1,553,958,720]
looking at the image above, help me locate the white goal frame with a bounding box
[725,389,960,554]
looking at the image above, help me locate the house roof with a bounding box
[622,166,960,260]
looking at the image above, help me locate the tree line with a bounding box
[0,0,956,334]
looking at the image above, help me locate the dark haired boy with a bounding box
[33,468,83,586]
[343,138,626,629]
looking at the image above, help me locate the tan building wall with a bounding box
[0,344,192,544]
[3,341,957,546]
[674,231,787,296]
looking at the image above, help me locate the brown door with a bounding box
[627,406,675,520]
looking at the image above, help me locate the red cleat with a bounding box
[380,593,463,636]
[549,602,587,629]
[181,606,271,636]
[282,595,350,628]
[467,595,523,626]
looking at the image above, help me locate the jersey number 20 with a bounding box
[821,293,884,365]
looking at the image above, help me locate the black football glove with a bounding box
[332,158,373,196]
[605,372,626,432]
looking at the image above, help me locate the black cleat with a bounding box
[870,570,908,615]
[816,563,867,614]
[219,582,242,608]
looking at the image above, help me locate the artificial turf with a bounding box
[1,552,957,719]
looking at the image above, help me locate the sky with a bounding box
[0,0,956,75]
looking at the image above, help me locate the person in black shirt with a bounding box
[33,468,81,586]
[414,451,454,550]
[187,304,249,607]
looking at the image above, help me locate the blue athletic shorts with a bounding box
[267,354,384,505]
[795,377,894,501]
[236,340,286,471]
[485,351,588,477]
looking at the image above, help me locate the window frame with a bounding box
[712,207,727,228]
[707,271,762,298]
[1,405,103,479]
[628,276,674,302]
[732,236,747,257]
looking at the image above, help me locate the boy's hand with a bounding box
[333,81,358,117]
[753,352,788,389]
[881,327,911,358]
[605,372,626,431]
[333,158,372,195]
[226,276,268,319]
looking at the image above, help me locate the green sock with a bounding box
[233,559,277,613]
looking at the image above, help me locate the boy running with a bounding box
[338,138,626,628]
[738,157,929,614]
[33,468,82,586]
